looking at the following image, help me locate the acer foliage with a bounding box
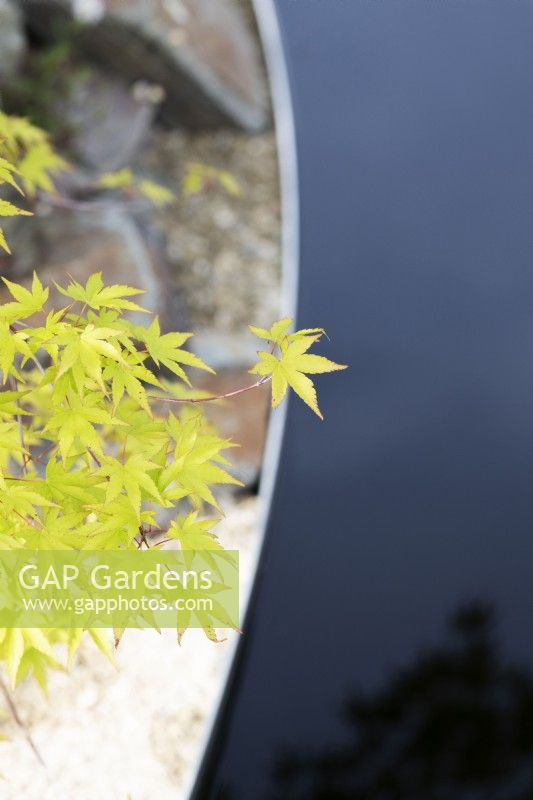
[0,109,346,695]
[250,319,346,419]
[0,112,175,256]
[0,111,67,252]
[0,270,345,688]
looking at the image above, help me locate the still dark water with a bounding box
[191,2,533,798]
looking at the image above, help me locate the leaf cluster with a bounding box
[0,270,345,688]
[0,110,346,696]
[0,270,239,685]
[0,111,68,253]
[249,319,347,419]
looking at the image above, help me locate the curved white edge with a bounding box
[184,0,299,795]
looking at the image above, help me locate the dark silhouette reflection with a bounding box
[274,604,533,800]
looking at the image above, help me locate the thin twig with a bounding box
[57,302,76,324]
[39,191,153,214]
[152,538,172,549]
[87,448,101,468]
[150,375,271,406]
[0,675,45,766]
[136,528,150,550]
[31,441,58,467]
[13,509,42,530]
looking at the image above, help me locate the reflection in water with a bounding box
[274,605,533,799]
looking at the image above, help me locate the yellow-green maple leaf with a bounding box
[55,323,126,393]
[159,414,241,510]
[138,179,174,206]
[43,393,122,461]
[167,512,223,550]
[138,317,213,384]
[250,323,347,419]
[0,322,34,382]
[17,141,68,195]
[0,156,23,194]
[0,199,32,218]
[98,454,163,519]
[0,272,48,322]
[56,271,147,313]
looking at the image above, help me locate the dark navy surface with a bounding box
[191,2,533,798]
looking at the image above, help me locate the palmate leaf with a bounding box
[24,509,90,550]
[0,322,33,383]
[166,512,236,582]
[44,458,102,506]
[167,512,223,551]
[17,141,69,195]
[0,390,29,418]
[0,272,48,322]
[15,629,64,692]
[0,113,64,252]
[249,318,293,346]
[55,323,127,394]
[0,423,28,460]
[0,158,23,196]
[97,454,163,520]
[250,321,347,419]
[87,629,116,665]
[104,355,162,414]
[43,392,124,462]
[159,414,241,510]
[0,482,56,524]
[0,199,32,219]
[82,495,157,549]
[55,271,147,313]
[113,404,168,457]
[136,317,213,384]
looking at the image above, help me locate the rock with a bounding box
[0,203,185,331]
[57,70,158,171]
[190,329,261,372]
[0,0,25,83]
[17,0,268,131]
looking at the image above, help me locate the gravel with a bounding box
[138,127,281,333]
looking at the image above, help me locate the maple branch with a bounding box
[38,189,156,214]
[152,538,172,548]
[150,374,271,406]
[56,301,76,323]
[13,509,42,529]
[87,448,101,468]
[32,441,58,466]
[136,527,151,550]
